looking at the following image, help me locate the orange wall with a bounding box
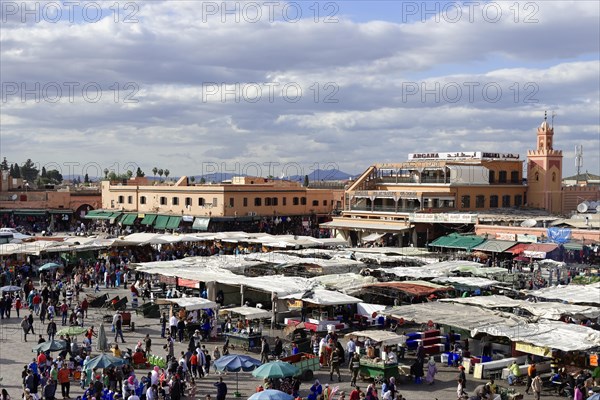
[475,224,599,243]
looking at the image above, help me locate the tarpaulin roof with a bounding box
[526,282,600,305]
[523,243,559,258]
[506,243,529,255]
[431,277,499,289]
[439,295,600,320]
[381,260,486,279]
[429,233,486,250]
[471,320,600,352]
[365,281,450,296]
[380,302,526,331]
[357,303,388,317]
[345,330,407,346]
[219,306,272,319]
[309,273,378,295]
[280,289,361,305]
[164,297,217,310]
[472,240,518,253]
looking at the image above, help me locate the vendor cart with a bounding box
[281,352,320,381]
[223,331,262,352]
[283,323,312,354]
[358,358,399,384]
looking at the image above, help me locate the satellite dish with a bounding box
[10,194,17,201]
[577,202,589,213]
[521,219,537,228]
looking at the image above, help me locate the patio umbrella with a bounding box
[248,390,294,400]
[214,354,261,395]
[252,361,299,379]
[38,262,61,272]
[96,323,108,352]
[32,340,66,353]
[84,353,127,369]
[0,285,21,293]
[57,326,87,336]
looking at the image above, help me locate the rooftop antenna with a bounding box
[575,145,583,178]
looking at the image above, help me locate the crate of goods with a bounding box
[423,344,444,355]
[406,332,422,340]
[406,339,421,350]
[423,329,440,338]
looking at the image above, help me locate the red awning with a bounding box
[177,278,199,289]
[524,243,559,253]
[366,282,450,297]
[506,243,529,255]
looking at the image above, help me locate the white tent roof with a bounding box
[345,330,407,346]
[381,302,526,331]
[432,277,499,288]
[472,320,600,352]
[164,297,217,310]
[309,273,378,295]
[380,260,486,279]
[362,233,385,242]
[280,289,361,305]
[527,282,600,305]
[219,306,272,319]
[440,295,600,320]
[357,302,388,317]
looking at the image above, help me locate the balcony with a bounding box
[379,177,450,184]
[350,205,419,213]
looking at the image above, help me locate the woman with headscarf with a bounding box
[425,358,438,385]
[308,380,322,400]
[365,384,378,400]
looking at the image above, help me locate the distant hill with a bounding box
[288,169,355,182]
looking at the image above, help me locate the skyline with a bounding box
[1,1,599,178]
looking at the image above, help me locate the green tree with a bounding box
[13,163,21,178]
[152,167,158,179]
[200,177,206,184]
[158,169,164,180]
[46,169,63,183]
[41,166,47,177]
[189,176,195,183]
[104,168,109,179]
[20,159,38,182]
[1,157,8,171]
[136,167,145,177]
[303,174,309,187]
[84,173,89,183]
[9,164,14,176]
[126,170,133,179]
[164,169,170,180]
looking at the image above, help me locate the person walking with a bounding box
[525,363,537,395]
[47,319,57,341]
[329,346,341,382]
[57,364,71,399]
[260,337,270,364]
[114,315,125,343]
[425,358,438,385]
[21,315,31,342]
[350,353,360,387]
[346,339,356,370]
[160,312,167,338]
[531,375,542,400]
[214,377,227,400]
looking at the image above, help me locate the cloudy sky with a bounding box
[1,0,599,179]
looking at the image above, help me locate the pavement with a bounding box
[0,285,566,400]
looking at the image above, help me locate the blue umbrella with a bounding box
[39,263,61,272]
[248,390,294,400]
[214,354,261,395]
[0,285,21,293]
[32,340,67,353]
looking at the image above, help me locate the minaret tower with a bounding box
[526,111,563,214]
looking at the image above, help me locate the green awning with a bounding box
[120,214,137,226]
[141,214,157,225]
[0,209,13,214]
[154,215,170,230]
[85,210,103,216]
[192,217,210,231]
[429,233,486,250]
[14,210,47,216]
[165,216,182,230]
[84,211,121,220]
[563,242,584,251]
[49,209,73,214]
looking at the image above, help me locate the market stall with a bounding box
[162,297,218,339]
[220,306,272,351]
[345,330,406,383]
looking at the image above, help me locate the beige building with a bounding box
[100,176,343,230]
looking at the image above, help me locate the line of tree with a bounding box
[1,157,62,185]
[152,167,170,181]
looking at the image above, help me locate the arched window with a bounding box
[535,172,539,182]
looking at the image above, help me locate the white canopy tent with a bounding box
[164,297,218,310]
[280,289,361,306]
[345,330,407,346]
[219,306,272,319]
[432,277,500,289]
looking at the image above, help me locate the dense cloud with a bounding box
[1,0,598,178]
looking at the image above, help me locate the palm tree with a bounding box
[164,169,170,181]
[190,176,195,183]
[152,167,158,180]
[157,169,164,181]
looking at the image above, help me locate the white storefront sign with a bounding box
[408,151,519,161]
[409,213,478,224]
[517,233,538,243]
[496,232,517,241]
